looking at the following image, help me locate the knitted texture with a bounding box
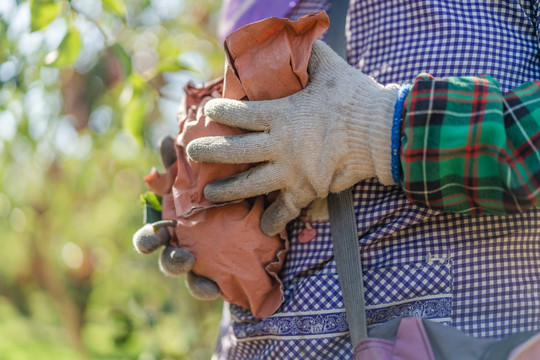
[188,40,399,235]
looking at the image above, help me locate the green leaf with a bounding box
[101,0,126,18]
[140,192,162,211]
[109,43,132,77]
[122,95,146,143]
[140,192,162,224]
[30,0,61,32]
[144,206,162,224]
[50,27,82,67]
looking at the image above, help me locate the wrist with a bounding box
[370,83,400,185]
[346,78,400,186]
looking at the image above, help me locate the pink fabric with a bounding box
[223,11,329,101]
[353,318,436,360]
[509,332,540,360]
[354,338,394,360]
[393,317,436,360]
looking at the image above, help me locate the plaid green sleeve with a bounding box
[401,73,540,214]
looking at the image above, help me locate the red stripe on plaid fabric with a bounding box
[463,77,489,210]
[502,83,540,206]
[503,81,540,99]
[513,132,540,164]
[407,91,500,103]
[406,144,508,162]
[500,132,540,204]
[402,77,423,202]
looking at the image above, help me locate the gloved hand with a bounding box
[132,136,220,301]
[186,40,400,236]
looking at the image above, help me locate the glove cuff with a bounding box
[346,80,400,186]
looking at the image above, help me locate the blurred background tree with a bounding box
[0,0,225,358]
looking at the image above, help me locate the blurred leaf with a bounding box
[129,73,147,92]
[0,22,8,61]
[102,0,126,18]
[111,310,133,346]
[140,192,162,211]
[109,43,132,77]
[1,0,225,357]
[122,95,146,143]
[30,0,62,32]
[50,27,82,67]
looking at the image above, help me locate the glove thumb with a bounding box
[260,192,303,236]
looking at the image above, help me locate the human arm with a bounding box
[188,41,540,237]
[400,73,540,214]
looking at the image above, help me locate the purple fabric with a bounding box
[509,333,540,360]
[353,318,437,360]
[393,317,435,360]
[218,0,297,42]
[354,338,394,360]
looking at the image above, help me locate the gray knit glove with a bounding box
[132,136,220,301]
[187,40,400,236]
[132,221,220,300]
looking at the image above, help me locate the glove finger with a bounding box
[158,135,177,168]
[133,224,170,254]
[186,132,274,164]
[185,271,220,301]
[159,245,196,276]
[260,191,305,236]
[204,98,282,131]
[204,164,284,203]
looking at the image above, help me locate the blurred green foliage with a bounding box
[0,0,225,358]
